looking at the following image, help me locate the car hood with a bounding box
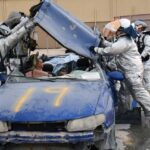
[0,80,108,122]
[34,0,100,59]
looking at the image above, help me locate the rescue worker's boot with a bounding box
[141,109,150,128]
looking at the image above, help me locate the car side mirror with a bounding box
[107,71,124,81]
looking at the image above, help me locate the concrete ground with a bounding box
[116,124,150,150]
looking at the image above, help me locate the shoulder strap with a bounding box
[0,52,6,72]
[143,31,150,35]
[141,34,146,43]
[136,34,145,54]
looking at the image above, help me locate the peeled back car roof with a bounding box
[34,0,100,59]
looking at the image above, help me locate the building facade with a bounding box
[0,0,150,48]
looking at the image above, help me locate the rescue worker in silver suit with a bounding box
[0,14,34,74]
[134,20,150,93]
[93,19,150,117]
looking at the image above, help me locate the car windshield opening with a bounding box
[5,49,105,83]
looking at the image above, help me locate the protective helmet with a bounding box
[103,18,138,38]
[4,12,22,29]
[120,19,131,28]
[104,19,131,32]
[134,20,148,28]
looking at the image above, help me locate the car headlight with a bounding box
[0,122,8,133]
[66,114,105,132]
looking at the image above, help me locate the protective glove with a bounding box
[98,35,105,47]
[94,47,104,54]
[142,55,149,62]
[89,46,96,54]
[30,1,43,17]
[25,20,35,32]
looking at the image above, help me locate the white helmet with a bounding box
[120,19,131,28]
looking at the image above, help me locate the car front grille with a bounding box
[10,122,67,132]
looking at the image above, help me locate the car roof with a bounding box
[34,0,100,59]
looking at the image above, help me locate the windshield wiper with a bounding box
[7,75,56,82]
[51,77,89,81]
[7,75,91,83]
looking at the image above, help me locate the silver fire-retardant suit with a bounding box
[95,35,150,112]
[138,33,150,92]
[0,19,34,72]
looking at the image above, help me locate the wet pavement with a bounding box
[116,124,150,150]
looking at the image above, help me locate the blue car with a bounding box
[0,0,122,149]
